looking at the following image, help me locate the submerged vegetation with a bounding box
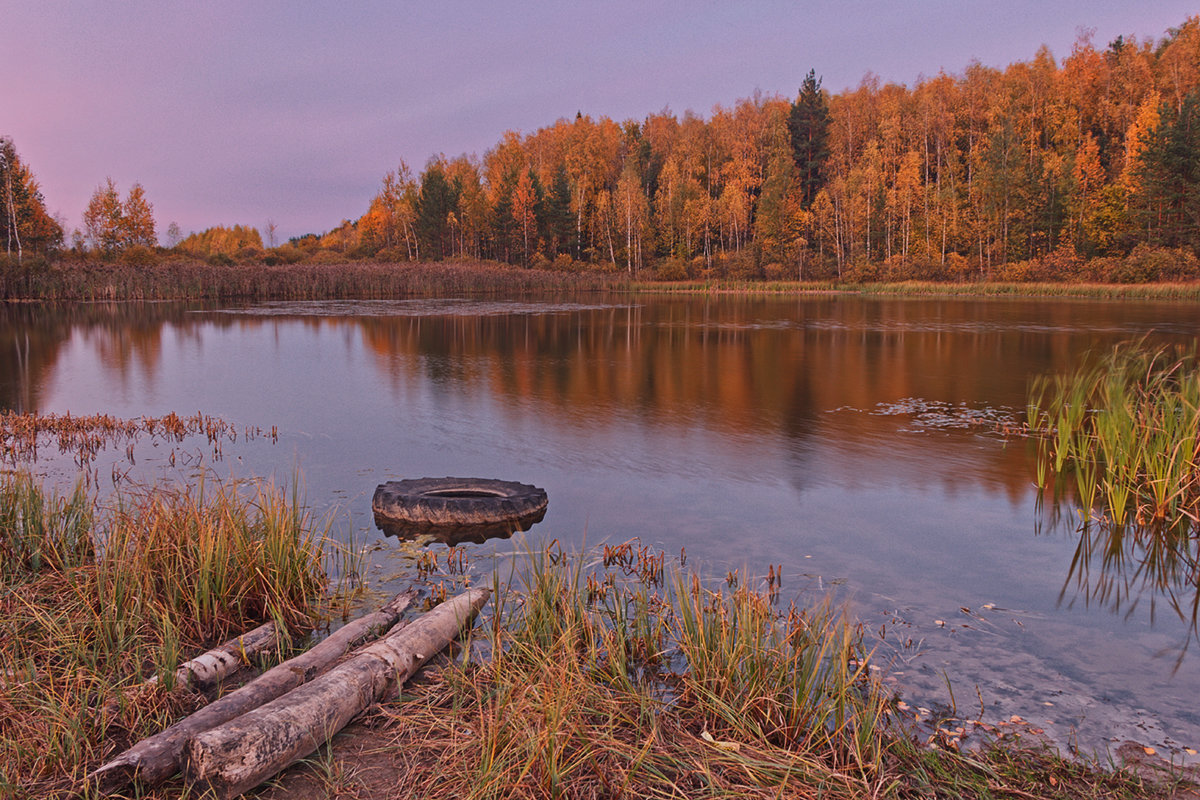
[0,409,275,468]
[0,471,334,798]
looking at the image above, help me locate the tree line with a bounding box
[345,17,1200,281]
[4,15,1200,282]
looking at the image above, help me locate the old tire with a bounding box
[372,477,548,527]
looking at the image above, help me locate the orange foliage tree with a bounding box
[349,15,1200,282]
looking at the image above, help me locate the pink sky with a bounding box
[5,1,1197,242]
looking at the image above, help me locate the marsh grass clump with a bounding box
[1028,341,1200,529]
[1027,343,1200,645]
[376,542,890,799]
[0,471,92,580]
[0,471,332,798]
[363,542,1176,799]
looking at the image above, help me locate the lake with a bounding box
[4,293,1199,760]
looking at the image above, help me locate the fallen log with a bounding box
[98,620,282,723]
[89,589,415,794]
[183,587,490,799]
[152,620,280,694]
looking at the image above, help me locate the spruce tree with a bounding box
[546,165,574,256]
[416,163,457,260]
[787,70,831,208]
[1134,89,1200,251]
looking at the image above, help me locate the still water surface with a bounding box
[4,294,1199,758]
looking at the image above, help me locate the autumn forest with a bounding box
[5,17,1200,285]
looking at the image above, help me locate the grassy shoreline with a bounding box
[0,470,342,798]
[0,466,1192,798]
[632,278,1200,301]
[364,544,1187,800]
[3,257,1200,302]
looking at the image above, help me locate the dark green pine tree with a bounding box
[416,161,457,260]
[529,168,549,255]
[1134,90,1200,252]
[545,165,574,256]
[489,171,518,264]
[787,70,831,208]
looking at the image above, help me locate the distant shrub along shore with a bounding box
[1,248,1198,303]
[0,257,622,302]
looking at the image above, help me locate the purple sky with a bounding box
[5,2,1197,242]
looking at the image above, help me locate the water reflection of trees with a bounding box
[0,304,91,411]
[8,295,1196,505]
[356,297,1053,499]
[0,302,277,413]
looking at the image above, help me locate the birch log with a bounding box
[183,587,490,800]
[90,590,415,794]
[98,620,282,723]
[152,620,280,693]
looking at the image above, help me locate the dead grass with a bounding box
[1,259,625,302]
[0,471,339,799]
[343,542,1182,800]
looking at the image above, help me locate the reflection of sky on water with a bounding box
[6,294,1200,760]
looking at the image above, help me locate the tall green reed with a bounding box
[1028,341,1200,529]
[0,472,92,580]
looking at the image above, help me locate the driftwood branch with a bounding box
[183,587,490,799]
[89,590,415,794]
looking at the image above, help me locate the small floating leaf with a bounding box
[1144,746,1157,756]
[1185,747,1197,755]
